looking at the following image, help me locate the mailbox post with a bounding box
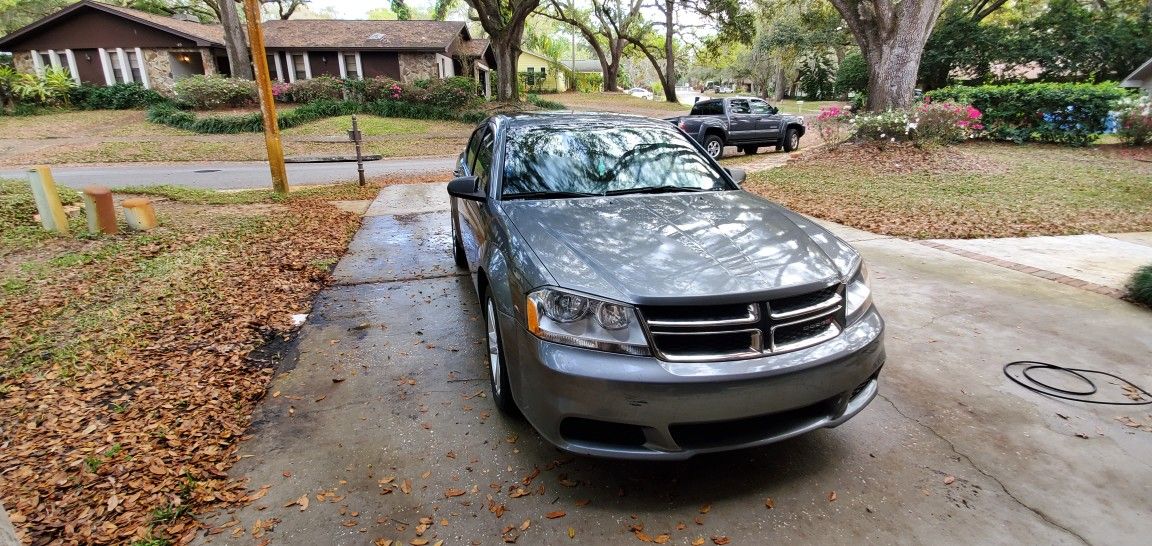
[348,115,366,187]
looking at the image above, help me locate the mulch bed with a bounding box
[0,191,371,544]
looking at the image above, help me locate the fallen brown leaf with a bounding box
[699,504,711,514]
[545,511,566,519]
[691,539,706,546]
[765,497,775,509]
[712,537,731,545]
[944,476,956,485]
[828,491,837,502]
[445,488,466,498]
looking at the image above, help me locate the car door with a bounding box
[458,124,495,267]
[750,99,782,143]
[726,99,756,142]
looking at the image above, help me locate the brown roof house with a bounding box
[0,0,497,96]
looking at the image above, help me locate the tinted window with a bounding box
[473,127,494,191]
[750,100,772,114]
[729,99,750,114]
[464,127,483,173]
[501,121,732,198]
[690,100,724,116]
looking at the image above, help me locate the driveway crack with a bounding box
[877,393,1092,546]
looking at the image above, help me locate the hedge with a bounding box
[926,82,1130,146]
[147,99,487,134]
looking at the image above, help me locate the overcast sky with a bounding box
[306,0,450,19]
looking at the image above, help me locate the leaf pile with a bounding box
[747,141,1152,239]
[0,186,374,544]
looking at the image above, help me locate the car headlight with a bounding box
[844,257,873,324]
[526,288,650,356]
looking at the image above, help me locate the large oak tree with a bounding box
[827,0,943,111]
[465,0,542,101]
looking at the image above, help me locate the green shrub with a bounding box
[70,83,167,110]
[1,178,80,231]
[1128,264,1152,307]
[1114,95,1152,146]
[147,99,484,134]
[352,77,402,102]
[425,77,481,109]
[926,82,1130,146]
[836,52,869,96]
[285,75,344,103]
[912,101,983,145]
[853,109,910,144]
[10,67,75,107]
[172,75,257,110]
[526,93,567,111]
[0,65,16,109]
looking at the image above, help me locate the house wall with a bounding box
[12,52,34,75]
[141,47,218,90]
[308,51,341,78]
[398,52,438,82]
[361,52,401,80]
[5,9,210,50]
[518,52,566,92]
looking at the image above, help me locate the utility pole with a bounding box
[243,0,288,193]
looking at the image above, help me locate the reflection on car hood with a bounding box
[502,191,846,305]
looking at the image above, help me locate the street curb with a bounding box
[284,155,383,163]
[0,503,19,546]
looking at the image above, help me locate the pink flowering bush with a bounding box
[912,100,984,145]
[814,105,854,148]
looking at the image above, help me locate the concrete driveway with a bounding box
[198,184,1152,546]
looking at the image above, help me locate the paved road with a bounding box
[197,184,1151,546]
[0,156,456,190]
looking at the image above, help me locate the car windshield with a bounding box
[501,121,733,199]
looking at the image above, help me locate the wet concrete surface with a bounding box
[198,185,1152,546]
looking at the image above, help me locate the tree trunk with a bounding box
[772,66,785,101]
[862,28,930,110]
[828,0,943,112]
[490,32,524,101]
[662,0,677,103]
[221,0,253,79]
[604,39,625,92]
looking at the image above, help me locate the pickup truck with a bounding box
[667,97,806,160]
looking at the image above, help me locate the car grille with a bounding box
[639,284,844,362]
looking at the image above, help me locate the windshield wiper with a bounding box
[503,191,601,200]
[603,186,715,196]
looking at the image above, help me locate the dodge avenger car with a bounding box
[447,113,885,460]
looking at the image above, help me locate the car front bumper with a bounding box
[501,307,886,460]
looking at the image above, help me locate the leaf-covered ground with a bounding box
[0,179,433,545]
[746,142,1152,239]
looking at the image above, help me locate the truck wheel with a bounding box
[703,135,724,159]
[743,146,759,155]
[783,128,801,152]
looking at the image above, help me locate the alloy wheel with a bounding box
[486,299,502,398]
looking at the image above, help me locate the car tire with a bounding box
[483,289,518,416]
[743,146,759,155]
[783,128,801,152]
[451,217,468,269]
[702,135,725,160]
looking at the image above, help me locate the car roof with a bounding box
[490,112,676,131]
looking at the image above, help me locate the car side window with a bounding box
[750,100,771,114]
[473,127,495,192]
[691,100,722,115]
[729,99,750,114]
[464,127,484,174]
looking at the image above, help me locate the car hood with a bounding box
[501,191,847,305]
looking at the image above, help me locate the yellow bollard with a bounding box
[122,198,158,231]
[81,186,118,235]
[26,165,69,235]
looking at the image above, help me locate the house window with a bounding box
[30,50,63,75]
[539,67,547,82]
[289,52,310,81]
[526,67,536,85]
[126,51,142,83]
[339,52,361,79]
[111,54,127,83]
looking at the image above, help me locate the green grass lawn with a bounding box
[746,141,1152,239]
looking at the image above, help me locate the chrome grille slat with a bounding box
[768,293,843,320]
[646,304,760,328]
[640,284,846,362]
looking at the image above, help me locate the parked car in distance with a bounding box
[667,97,806,159]
[447,113,885,460]
[625,87,654,100]
[718,85,735,93]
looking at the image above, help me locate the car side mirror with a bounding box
[447,176,485,201]
[725,167,746,186]
[768,106,779,115]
